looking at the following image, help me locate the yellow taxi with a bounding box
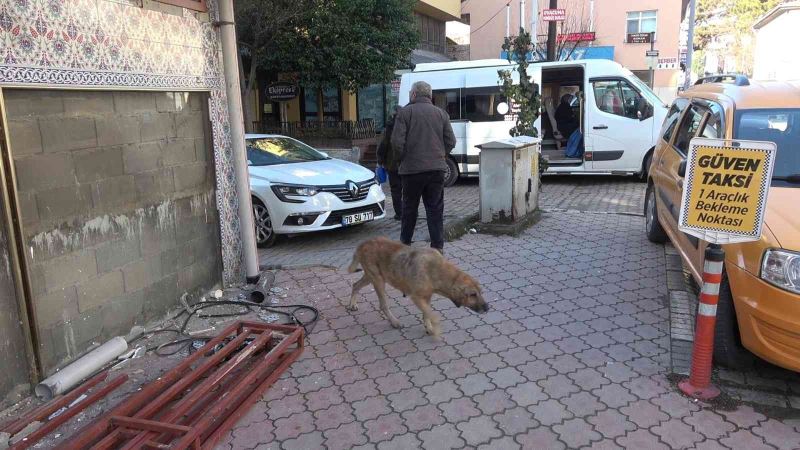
[645,75,800,371]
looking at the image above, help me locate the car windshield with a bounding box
[246,137,327,166]
[735,108,800,187]
[626,74,666,108]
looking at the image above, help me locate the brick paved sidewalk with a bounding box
[218,209,800,450]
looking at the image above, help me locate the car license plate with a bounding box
[342,211,374,226]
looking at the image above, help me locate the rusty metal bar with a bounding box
[1,371,109,436]
[63,321,243,449]
[11,374,128,450]
[110,417,191,435]
[175,327,303,448]
[118,330,273,449]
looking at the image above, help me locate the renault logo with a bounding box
[346,180,359,199]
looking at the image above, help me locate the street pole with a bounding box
[546,0,558,61]
[649,31,656,89]
[218,0,261,283]
[589,0,594,46]
[506,2,511,38]
[684,0,697,89]
[520,0,526,31]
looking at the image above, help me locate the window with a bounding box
[735,108,800,182]
[358,84,386,131]
[673,105,705,154]
[415,12,446,54]
[627,10,657,37]
[699,103,724,139]
[661,99,688,142]
[592,80,652,120]
[461,87,507,122]
[433,89,460,119]
[246,137,326,166]
[303,87,341,121]
[461,13,470,25]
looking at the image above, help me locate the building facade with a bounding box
[0,0,242,405]
[753,2,800,81]
[463,0,685,102]
[256,0,461,135]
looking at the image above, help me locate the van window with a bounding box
[433,90,460,119]
[462,87,508,122]
[673,105,705,155]
[593,80,651,120]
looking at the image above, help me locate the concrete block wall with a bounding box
[5,89,222,373]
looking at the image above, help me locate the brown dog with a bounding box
[346,237,488,337]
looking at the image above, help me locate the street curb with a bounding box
[666,243,697,376]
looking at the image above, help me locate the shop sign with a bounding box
[265,82,299,102]
[543,9,566,21]
[391,79,401,95]
[679,138,777,244]
[557,32,596,43]
[626,32,652,44]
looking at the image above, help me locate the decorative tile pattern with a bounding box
[0,0,243,283]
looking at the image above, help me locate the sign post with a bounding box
[677,137,777,400]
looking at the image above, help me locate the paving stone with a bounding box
[364,413,407,443]
[530,398,574,426]
[652,419,704,449]
[478,436,522,450]
[422,379,463,404]
[315,403,355,431]
[282,431,325,450]
[516,428,567,450]
[376,433,422,450]
[342,379,380,403]
[456,373,495,396]
[720,429,775,450]
[507,381,548,407]
[387,387,427,412]
[458,416,503,446]
[323,422,368,450]
[273,411,315,441]
[593,383,637,409]
[587,409,636,439]
[616,429,670,450]
[401,404,445,432]
[752,419,800,450]
[620,400,669,428]
[488,366,526,388]
[419,423,466,450]
[474,389,515,415]
[439,397,481,423]
[554,417,602,448]
[562,391,605,417]
[538,374,580,399]
[683,409,736,440]
[353,396,392,422]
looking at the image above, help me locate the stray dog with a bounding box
[347,237,488,337]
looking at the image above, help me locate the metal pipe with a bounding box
[218,0,260,283]
[520,0,526,31]
[684,0,697,89]
[590,0,594,32]
[34,337,127,400]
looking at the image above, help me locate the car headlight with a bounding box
[271,184,318,203]
[761,249,800,294]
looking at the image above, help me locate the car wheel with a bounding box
[713,272,756,369]
[645,183,667,243]
[444,158,459,187]
[252,198,277,248]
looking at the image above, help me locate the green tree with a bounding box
[694,0,779,76]
[499,29,548,172]
[236,0,419,122]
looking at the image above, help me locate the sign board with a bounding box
[645,56,658,69]
[626,32,652,44]
[678,138,777,244]
[557,32,596,43]
[542,9,566,21]
[645,50,660,57]
[390,79,401,95]
[265,82,299,102]
[657,57,679,70]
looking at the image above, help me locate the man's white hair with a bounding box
[411,81,432,99]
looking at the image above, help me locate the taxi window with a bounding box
[661,100,687,142]
[673,105,704,155]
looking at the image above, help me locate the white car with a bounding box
[246,134,386,247]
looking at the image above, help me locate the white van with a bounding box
[399,59,668,186]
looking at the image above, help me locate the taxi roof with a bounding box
[682,80,800,110]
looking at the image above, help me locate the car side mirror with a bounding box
[678,160,687,177]
[637,110,643,120]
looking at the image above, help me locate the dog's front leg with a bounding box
[347,274,370,311]
[413,296,441,339]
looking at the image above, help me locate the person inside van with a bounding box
[600,87,624,116]
[555,94,579,140]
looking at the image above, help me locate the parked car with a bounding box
[645,75,800,371]
[399,59,668,186]
[247,134,386,247]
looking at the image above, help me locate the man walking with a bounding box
[376,106,403,220]
[391,81,456,253]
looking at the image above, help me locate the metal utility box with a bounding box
[477,136,541,224]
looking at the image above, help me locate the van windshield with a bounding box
[626,75,666,108]
[735,108,800,187]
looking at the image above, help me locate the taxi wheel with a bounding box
[645,184,667,243]
[713,272,756,369]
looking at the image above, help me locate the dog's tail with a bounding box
[347,252,362,273]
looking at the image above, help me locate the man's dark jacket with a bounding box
[390,96,456,175]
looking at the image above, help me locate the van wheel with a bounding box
[645,184,667,243]
[713,272,755,369]
[444,158,459,187]
[639,150,653,182]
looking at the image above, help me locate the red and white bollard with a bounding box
[679,243,724,400]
